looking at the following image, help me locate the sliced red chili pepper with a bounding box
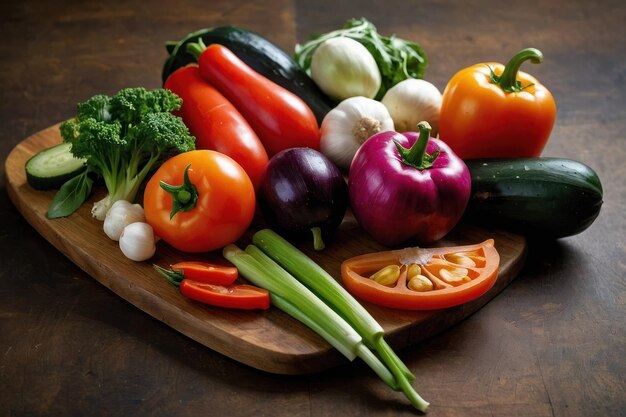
[179,280,270,310]
[170,261,238,285]
[154,262,238,286]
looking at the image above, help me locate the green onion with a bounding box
[222,244,397,389]
[252,229,413,377]
[251,229,429,412]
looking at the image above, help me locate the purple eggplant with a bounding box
[349,122,470,246]
[257,147,348,250]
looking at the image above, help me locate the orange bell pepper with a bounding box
[340,240,500,310]
[439,48,556,159]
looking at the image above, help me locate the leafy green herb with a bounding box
[294,18,428,99]
[47,170,93,219]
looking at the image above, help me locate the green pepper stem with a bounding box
[185,38,208,61]
[153,264,184,287]
[159,164,199,219]
[496,48,543,92]
[394,122,439,171]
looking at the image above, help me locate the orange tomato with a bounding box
[340,240,500,310]
[439,48,556,159]
[144,150,255,253]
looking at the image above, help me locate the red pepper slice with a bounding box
[170,261,238,285]
[179,280,270,310]
[340,240,500,310]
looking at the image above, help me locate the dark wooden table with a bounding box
[1,1,624,416]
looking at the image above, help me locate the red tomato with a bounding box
[341,240,500,310]
[164,65,268,190]
[197,44,320,156]
[180,280,270,310]
[144,150,255,253]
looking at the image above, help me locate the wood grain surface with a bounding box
[1,0,624,416]
[5,124,526,375]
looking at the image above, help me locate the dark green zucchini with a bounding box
[25,142,87,191]
[463,158,603,238]
[162,27,333,124]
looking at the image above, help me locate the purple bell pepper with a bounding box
[348,122,471,246]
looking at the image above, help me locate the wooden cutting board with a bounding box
[4,124,527,375]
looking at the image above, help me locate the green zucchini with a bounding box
[463,158,603,238]
[162,26,333,124]
[25,142,87,190]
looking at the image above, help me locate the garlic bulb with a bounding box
[119,222,156,262]
[320,96,394,171]
[381,79,443,135]
[103,200,146,241]
[311,37,381,100]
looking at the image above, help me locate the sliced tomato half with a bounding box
[340,239,500,310]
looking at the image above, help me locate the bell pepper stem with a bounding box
[159,164,199,219]
[394,122,439,170]
[496,47,543,92]
[185,38,207,61]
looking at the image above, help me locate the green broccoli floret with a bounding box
[76,94,112,122]
[59,87,195,220]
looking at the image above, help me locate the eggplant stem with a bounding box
[311,227,326,251]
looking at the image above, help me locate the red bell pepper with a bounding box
[164,65,268,190]
[188,42,320,156]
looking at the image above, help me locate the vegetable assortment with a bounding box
[23,18,608,414]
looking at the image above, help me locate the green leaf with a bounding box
[47,171,93,219]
